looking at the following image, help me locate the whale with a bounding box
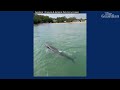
[45,42,75,63]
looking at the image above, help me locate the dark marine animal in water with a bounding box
[45,42,75,63]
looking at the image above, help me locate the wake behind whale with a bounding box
[45,42,75,63]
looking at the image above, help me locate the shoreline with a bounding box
[34,21,86,25]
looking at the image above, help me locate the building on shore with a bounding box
[53,19,57,23]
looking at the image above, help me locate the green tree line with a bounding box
[34,15,85,24]
[34,15,53,24]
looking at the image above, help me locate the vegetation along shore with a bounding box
[34,15,86,24]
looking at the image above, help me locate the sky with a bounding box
[37,14,86,19]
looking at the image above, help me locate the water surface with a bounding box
[34,23,86,77]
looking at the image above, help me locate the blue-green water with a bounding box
[34,23,86,77]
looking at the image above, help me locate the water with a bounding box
[34,23,86,77]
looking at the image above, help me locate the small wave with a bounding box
[59,50,62,53]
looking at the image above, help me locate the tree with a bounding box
[67,17,77,22]
[56,16,67,23]
[34,15,53,24]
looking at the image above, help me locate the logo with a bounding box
[101,12,119,18]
